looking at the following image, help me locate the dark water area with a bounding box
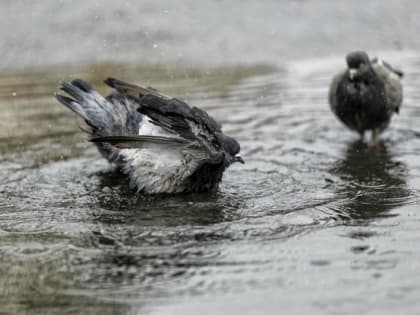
[1,1,420,315]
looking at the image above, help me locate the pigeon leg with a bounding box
[368,129,380,149]
[360,131,366,143]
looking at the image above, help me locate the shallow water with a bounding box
[2,57,420,315]
[2,1,420,315]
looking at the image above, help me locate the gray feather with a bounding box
[55,78,241,194]
[54,93,90,122]
[372,60,403,114]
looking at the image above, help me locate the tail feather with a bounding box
[71,78,94,93]
[55,79,117,134]
[54,92,90,122]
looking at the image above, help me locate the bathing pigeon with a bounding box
[54,78,244,194]
[329,51,403,144]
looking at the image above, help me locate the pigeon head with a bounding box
[345,51,372,81]
[215,132,244,166]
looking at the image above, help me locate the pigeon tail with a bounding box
[54,79,126,136]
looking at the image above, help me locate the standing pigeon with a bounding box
[54,78,244,194]
[329,51,403,144]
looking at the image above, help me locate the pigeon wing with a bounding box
[372,60,403,113]
[371,58,404,78]
[104,77,225,163]
[137,94,223,154]
[104,77,171,100]
[328,70,346,110]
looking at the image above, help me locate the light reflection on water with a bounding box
[1,56,420,315]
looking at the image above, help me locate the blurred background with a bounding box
[1,0,420,69]
[1,1,420,315]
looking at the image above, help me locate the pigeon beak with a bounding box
[234,154,245,164]
[349,68,358,80]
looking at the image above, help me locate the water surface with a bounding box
[1,1,420,315]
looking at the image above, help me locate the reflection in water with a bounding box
[330,140,410,222]
[95,169,245,227]
[43,172,247,314]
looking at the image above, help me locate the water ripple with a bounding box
[2,54,420,312]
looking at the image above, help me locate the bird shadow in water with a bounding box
[90,168,244,227]
[329,139,409,223]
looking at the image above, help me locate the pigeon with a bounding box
[54,78,244,194]
[329,51,403,144]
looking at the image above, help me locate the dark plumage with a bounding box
[54,78,244,194]
[329,51,403,143]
